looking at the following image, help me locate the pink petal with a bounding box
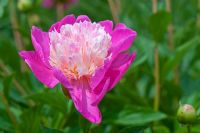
[99,20,113,35]
[49,14,76,32]
[105,69,120,89]
[73,83,102,124]
[91,52,133,104]
[92,52,136,96]
[91,54,136,106]
[53,70,102,124]
[114,23,127,30]
[19,51,59,88]
[111,52,135,68]
[110,28,137,55]
[89,57,112,90]
[92,78,110,106]
[53,68,73,90]
[107,52,136,91]
[89,29,137,104]
[76,15,91,22]
[31,26,50,67]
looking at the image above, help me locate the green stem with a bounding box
[0,60,35,106]
[0,92,18,131]
[187,125,191,133]
[152,0,157,13]
[107,0,120,23]
[9,0,26,73]
[165,0,180,84]
[165,0,174,50]
[197,0,200,30]
[153,47,160,111]
[152,0,160,112]
[0,60,26,96]
[150,124,155,133]
[56,2,65,20]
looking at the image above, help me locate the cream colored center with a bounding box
[49,21,111,79]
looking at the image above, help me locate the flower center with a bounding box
[49,21,111,79]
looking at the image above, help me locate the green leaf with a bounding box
[42,126,64,133]
[20,107,42,133]
[0,117,13,132]
[162,36,200,77]
[0,38,20,73]
[148,11,171,43]
[0,0,8,7]
[79,115,91,133]
[27,90,68,113]
[118,125,148,133]
[0,5,3,18]
[3,75,13,99]
[114,107,167,125]
[153,125,170,133]
[0,0,7,18]
[192,124,200,132]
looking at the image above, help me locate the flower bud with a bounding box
[28,14,40,25]
[17,0,32,12]
[177,104,197,125]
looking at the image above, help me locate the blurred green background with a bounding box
[0,0,200,132]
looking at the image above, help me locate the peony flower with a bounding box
[42,0,77,8]
[19,14,137,124]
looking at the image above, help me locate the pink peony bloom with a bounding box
[19,15,137,124]
[42,0,77,8]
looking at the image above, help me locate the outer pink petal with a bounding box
[110,28,137,55]
[107,52,136,91]
[90,27,136,106]
[49,14,76,32]
[91,52,136,105]
[53,69,102,124]
[31,26,50,67]
[92,78,110,106]
[98,20,113,35]
[53,68,73,89]
[89,57,112,90]
[72,82,102,124]
[91,52,136,100]
[111,52,135,68]
[76,15,91,22]
[114,23,127,31]
[19,51,59,88]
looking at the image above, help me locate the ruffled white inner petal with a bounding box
[49,21,111,79]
